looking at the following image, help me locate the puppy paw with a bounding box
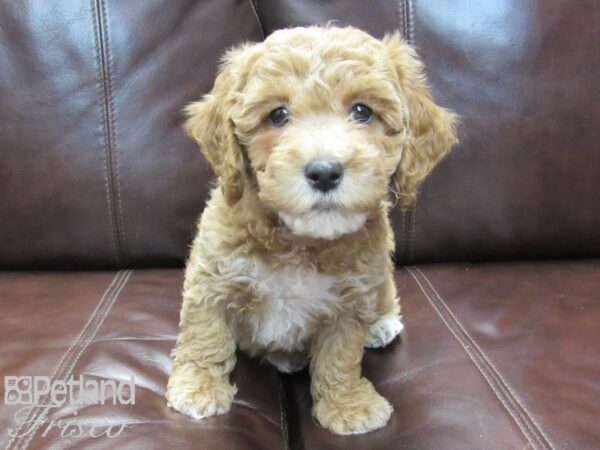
[312,380,393,435]
[166,373,236,420]
[366,314,403,349]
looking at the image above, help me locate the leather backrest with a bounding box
[254,0,600,264]
[0,0,262,269]
[1,0,598,269]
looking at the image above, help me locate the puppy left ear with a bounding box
[384,33,458,208]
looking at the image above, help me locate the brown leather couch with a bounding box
[1,1,598,449]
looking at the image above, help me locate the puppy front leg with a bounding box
[310,317,393,435]
[166,292,237,419]
[366,272,404,348]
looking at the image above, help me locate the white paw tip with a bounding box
[366,314,403,349]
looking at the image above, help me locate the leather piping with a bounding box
[5,270,134,450]
[406,266,555,450]
[249,0,266,40]
[396,0,416,264]
[91,0,128,267]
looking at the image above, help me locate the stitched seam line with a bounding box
[4,271,124,450]
[406,0,415,45]
[397,0,406,39]
[101,0,128,265]
[248,0,266,40]
[13,270,133,450]
[91,0,119,267]
[414,267,555,449]
[16,270,133,450]
[406,267,541,448]
[406,267,554,450]
[92,0,127,267]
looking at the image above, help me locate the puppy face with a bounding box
[185,27,457,240]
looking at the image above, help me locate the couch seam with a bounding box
[396,1,407,264]
[101,0,129,266]
[406,0,415,261]
[248,0,266,40]
[91,0,119,267]
[409,204,417,261]
[405,266,554,450]
[406,0,415,45]
[277,375,290,450]
[92,0,128,268]
[6,270,133,450]
[397,0,415,263]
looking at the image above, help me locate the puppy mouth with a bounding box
[311,198,339,212]
[278,207,368,240]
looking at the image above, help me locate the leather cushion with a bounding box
[1,262,598,449]
[0,0,262,269]
[285,261,600,449]
[0,270,288,450]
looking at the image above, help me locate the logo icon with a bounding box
[4,376,33,405]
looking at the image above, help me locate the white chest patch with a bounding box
[237,258,340,351]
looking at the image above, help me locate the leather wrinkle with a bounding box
[406,266,554,450]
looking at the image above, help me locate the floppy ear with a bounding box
[384,33,458,209]
[184,44,261,206]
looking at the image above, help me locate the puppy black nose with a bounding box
[304,160,344,193]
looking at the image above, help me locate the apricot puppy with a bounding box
[166,26,456,435]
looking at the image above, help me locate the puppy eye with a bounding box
[268,107,290,127]
[350,103,374,124]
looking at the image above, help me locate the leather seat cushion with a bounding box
[1,261,598,449]
[286,261,600,449]
[0,270,288,450]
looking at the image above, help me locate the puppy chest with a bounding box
[241,260,340,351]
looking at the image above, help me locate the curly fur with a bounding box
[167,26,457,435]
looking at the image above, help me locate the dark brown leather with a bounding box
[254,0,600,264]
[1,263,598,449]
[285,261,600,450]
[252,0,402,38]
[1,1,599,449]
[0,0,262,270]
[2,1,598,269]
[0,270,288,450]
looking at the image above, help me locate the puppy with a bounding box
[166,26,456,435]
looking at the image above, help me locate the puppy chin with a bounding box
[279,209,367,240]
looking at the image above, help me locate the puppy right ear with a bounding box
[184,44,261,206]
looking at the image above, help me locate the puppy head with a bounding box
[185,27,457,239]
